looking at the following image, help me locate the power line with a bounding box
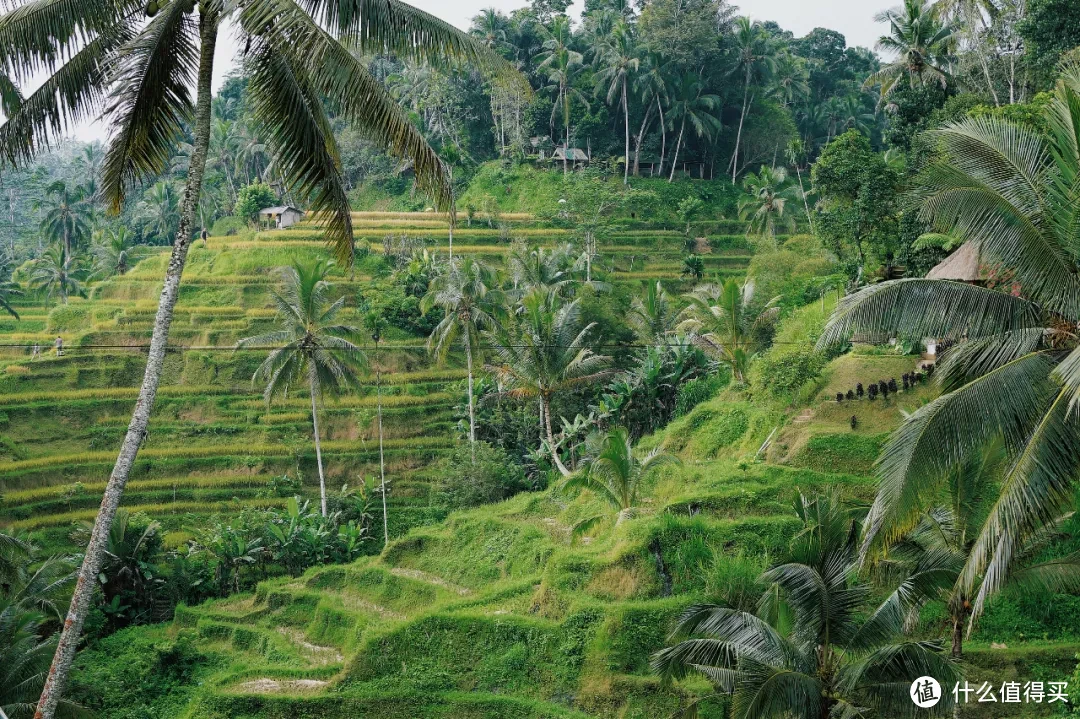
[0,340,820,352]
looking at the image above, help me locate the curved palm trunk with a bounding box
[621,76,629,184]
[309,366,328,517]
[563,91,570,177]
[731,68,751,184]
[542,395,570,476]
[376,342,388,545]
[34,14,219,719]
[795,165,813,232]
[632,101,654,177]
[668,119,685,183]
[657,97,666,176]
[464,330,476,464]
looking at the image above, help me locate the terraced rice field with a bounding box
[0,212,760,552]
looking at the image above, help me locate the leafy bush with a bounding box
[751,346,826,398]
[45,304,90,333]
[209,216,246,236]
[233,182,277,223]
[433,442,529,508]
[674,372,728,417]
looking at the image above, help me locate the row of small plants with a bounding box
[835,365,936,403]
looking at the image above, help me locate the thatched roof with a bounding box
[926,241,980,282]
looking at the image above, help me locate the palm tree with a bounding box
[0,532,75,719]
[536,16,586,175]
[138,181,180,244]
[561,426,677,534]
[363,310,390,545]
[652,492,960,719]
[92,227,146,278]
[471,8,508,49]
[784,139,814,232]
[866,0,956,101]
[665,72,721,182]
[816,64,1080,642]
[729,17,777,183]
[238,261,364,518]
[738,165,795,240]
[30,245,84,306]
[678,279,779,383]
[0,0,519,710]
[627,281,677,344]
[486,288,612,476]
[35,181,91,267]
[593,21,638,184]
[421,258,504,460]
[633,50,670,176]
[769,51,809,108]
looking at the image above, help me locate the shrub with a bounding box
[752,346,826,398]
[674,373,728,417]
[234,182,277,223]
[209,216,246,236]
[433,441,529,508]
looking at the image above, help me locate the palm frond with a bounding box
[816,279,1042,349]
[864,352,1057,558]
[99,1,198,212]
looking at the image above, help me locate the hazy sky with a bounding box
[60,0,894,143]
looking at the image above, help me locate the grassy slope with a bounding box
[1,204,1073,716]
[68,302,1080,718]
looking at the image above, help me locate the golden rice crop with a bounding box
[3,474,273,505]
[0,437,454,475]
[7,498,289,530]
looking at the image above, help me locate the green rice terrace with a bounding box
[0,212,1076,719]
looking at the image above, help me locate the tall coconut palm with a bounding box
[471,7,508,49]
[665,72,721,183]
[866,0,957,101]
[0,1,520,712]
[729,17,777,184]
[29,245,84,307]
[238,260,363,518]
[91,226,146,278]
[738,165,795,240]
[633,50,670,176]
[593,21,638,184]
[35,182,92,267]
[627,280,678,344]
[363,309,390,545]
[561,426,677,534]
[0,533,75,719]
[816,63,1080,640]
[421,257,504,460]
[536,15,585,175]
[678,279,779,383]
[784,139,814,231]
[652,492,960,719]
[486,288,612,476]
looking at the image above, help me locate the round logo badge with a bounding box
[910,676,942,708]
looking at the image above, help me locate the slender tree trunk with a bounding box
[633,102,654,177]
[668,120,685,183]
[951,614,964,659]
[309,366,327,517]
[542,395,570,476]
[562,86,568,176]
[622,76,629,184]
[464,330,476,464]
[732,69,751,184]
[62,225,70,269]
[376,341,388,545]
[657,96,666,176]
[34,13,219,719]
[795,165,813,232]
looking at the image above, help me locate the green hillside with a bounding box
[3,232,1067,717]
